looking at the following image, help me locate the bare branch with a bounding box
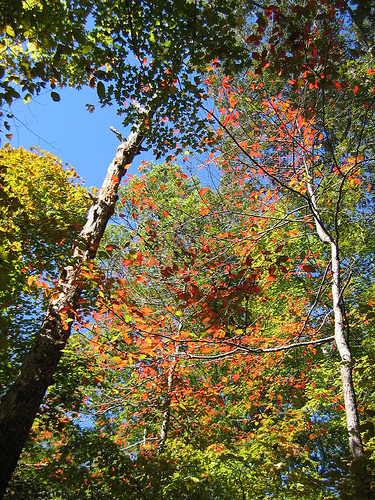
[180,336,335,360]
[110,126,124,142]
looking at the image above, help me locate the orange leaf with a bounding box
[229,95,238,107]
[140,307,153,316]
[199,187,210,197]
[122,333,132,345]
[232,373,240,382]
[302,264,315,273]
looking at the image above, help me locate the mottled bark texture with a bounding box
[0,129,144,498]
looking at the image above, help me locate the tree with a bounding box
[1,0,374,497]
[8,148,373,497]
[0,0,258,495]
[0,145,89,390]
[0,0,251,153]
[201,0,374,492]
[76,0,374,494]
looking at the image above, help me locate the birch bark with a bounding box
[305,169,364,459]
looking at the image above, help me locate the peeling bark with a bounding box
[0,128,145,498]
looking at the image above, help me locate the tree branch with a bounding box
[180,336,335,360]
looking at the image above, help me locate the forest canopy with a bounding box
[0,0,374,499]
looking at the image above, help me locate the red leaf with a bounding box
[199,187,210,197]
[136,251,143,264]
[232,373,240,382]
[302,264,315,273]
[161,266,173,277]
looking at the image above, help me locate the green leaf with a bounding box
[97,81,105,100]
[82,45,92,54]
[51,91,61,102]
[5,25,15,37]
[8,88,20,99]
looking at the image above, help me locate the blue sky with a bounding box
[6,85,156,188]
[6,83,218,191]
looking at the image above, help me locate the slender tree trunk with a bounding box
[158,343,179,452]
[0,128,145,498]
[331,242,364,459]
[305,171,365,459]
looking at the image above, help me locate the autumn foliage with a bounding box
[1,0,374,499]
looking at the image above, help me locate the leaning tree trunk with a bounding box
[0,127,145,498]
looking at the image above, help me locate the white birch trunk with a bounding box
[305,170,364,459]
[331,242,364,459]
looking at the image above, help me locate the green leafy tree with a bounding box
[0,145,89,390]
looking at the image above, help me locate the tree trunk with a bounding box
[331,242,364,459]
[0,128,145,498]
[304,166,364,460]
[158,344,179,452]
